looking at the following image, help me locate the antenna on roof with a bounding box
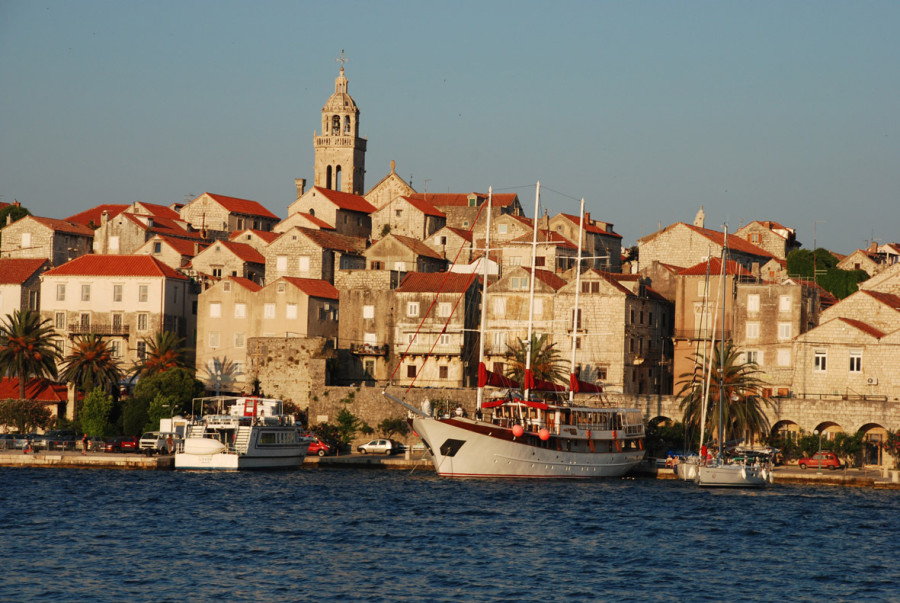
[336,49,348,69]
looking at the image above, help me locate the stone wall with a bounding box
[250,336,329,409]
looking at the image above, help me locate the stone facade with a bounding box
[314,66,366,195]
[423,226,474,264]
[286,187,374,238]
[250,336,329,409]
[134,235,204,270]
[364,160,416,210]
[0,216,93,266]
[364,234,446,273]
[734,220,800,259]
[178,193,278,240]
[191,240,266,284]
[0,258,48,315]
[370,196,445,241]
[263,227,366,285]
[543,212,623,272]
[638,222,772,272]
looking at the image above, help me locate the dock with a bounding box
[0,450,173,470]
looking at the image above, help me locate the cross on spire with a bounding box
[336,49,348,70]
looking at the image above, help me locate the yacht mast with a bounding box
[568,197,586,404]
[718,225,728,457]
[476,188,493,412]
[523,182,540,400]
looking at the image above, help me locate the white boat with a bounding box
[385,185,645,479]
[175,397,313,470]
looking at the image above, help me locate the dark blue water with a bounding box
[1,467,898,602]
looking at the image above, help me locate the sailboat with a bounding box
[694,226,771,487]
[384,184,646,478]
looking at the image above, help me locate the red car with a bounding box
[798,451,842,470]
[105,436,139,453]
[307,437,334,457]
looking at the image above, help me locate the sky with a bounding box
[1,1,898,253]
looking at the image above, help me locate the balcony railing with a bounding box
[674,329,732,341]
[67,323,131,337]
[350,343,389,356]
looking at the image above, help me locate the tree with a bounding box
[335,408,361,446]
[504,333,567,390]
[80,387,114,436]
[0,309,62,399]
[0,203,30,247]
[198,356,243,395]
[0,398,53,433]
[378,417,410,439]
[134,331,190,377]
[786,248,868,299]
[677,341,775,447]
[133,367,204,416]
[121,397,150,437]
[146,393,178,432]
[60,333,123,396]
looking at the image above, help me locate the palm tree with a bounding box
[504,333,567,389]
[677,341,774,446]
[199,356,243,395]
[134,331,190,377]
[60,333,123,395]
[0,309,62,399]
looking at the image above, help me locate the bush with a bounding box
[80,387,114,437]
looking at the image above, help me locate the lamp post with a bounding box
[814,429,823,475]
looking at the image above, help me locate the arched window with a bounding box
[326,166,333,189]
[309,209,315,216]
[331,115,340,135]
[344,115,351,133]
[335,165,342,191]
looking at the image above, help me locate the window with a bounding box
[223,281,232,292]
[364,360,375,376]
[277,282,286,293]
[745,350,759,364]
[81,284,91,302]
[407,302,419,317]
[113,284,122,302]
[364,333,377,345]
[407,365,417,378]
[235,332,245,348]
[777,322,792,340]
[534,256,546,267]
[814,350,827,372]
[778,348,791,366]
[746,322,760,340]
[286,304,298,319]
[439,334,451,346]
[630,309,635,324]
[508,256,522,267]
[212,268,222,278]
[849,350,862,373]
[55,312,65,329]
[139,285,148,303]
[153,242,162,254]
[80,313,90,329]
[572,308,582,329]
[234,303,246,318]
[697,281,708,297]
[137,341,146,361]
[264,303,276,319]
[22,232,31,247]
[395,209,403,218]
[112,313,122,330]
[29,291,37,310]
[209,332,221,348]
[498,224,508,234]
[210,302,222,318]
[57,284,66,301]
[439,366,449,379]
[493,297,505,315]
[438,302,451,318]
[370,261,383,270]
[276,256,287,272]
[779,295,792,312]
[110,340,121,358]
[747,294,759,313]
[298,256,310,272]
[363,305,374,319]
[493,331,506,350]
[137,313,148,331]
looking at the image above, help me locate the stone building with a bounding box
[40,255,195,369]
[283,187,375,238]
[313,65,367,195]
[392,272,480,388]
[407,192,523,233]
[0,215,93,266]
[364,233,446,273]
[497,229,578,275]
[264,226,366,284]
[92,204,201,255]
[637,222,774,273]
[370,195,445,241]
[424,226,475,264]
[364,160,416,212]
[179,192,279,240]
[837,247,887,276]
[227,229,281,252]
[0,258,49,315]
[134,235,206,270]
[191,240,266,285]
[734,220,801,260]
[541,212,623,272]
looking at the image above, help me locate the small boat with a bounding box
[175,397,313,470]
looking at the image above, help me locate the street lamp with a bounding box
[814,429,823,475]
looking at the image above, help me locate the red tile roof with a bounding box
[396,271,478,294]
[201,193,279,219]
[509,230,577,249]
[0,378,72,403]
[860,290,900,312]
[295,212,335,230]
[389,234,445,260]
[445,226,474,242]
[217,241,266,264]
[149,236,207,257]
[400,196,446,218]
[558,213,623,239]
[65,204,130,227]
[43,255,188,280]
[408,192,520,208]
[279,277,339,300]
[132,202,182,220]
[835,317,885,339]
[0,258,49,285]
[678,258,755,277]
[582,269,635,296]
[28,216,94,236]
[523,267,568,291]
[226,276,263,292]
[290,227,367,254]
[310,187,377,214]
[229,229,281,244]
[122,213,204,239]
[683,223,774,258]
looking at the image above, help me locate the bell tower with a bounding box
[314,53,367,195]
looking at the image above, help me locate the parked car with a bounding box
[45,430,77,451]
[307,436,334,457]
[102,437,123,453]
[139,432,183,454]
[798,451,842,470]
[116,436,140,453]
[357,439,400,455]
[0,434,16,450]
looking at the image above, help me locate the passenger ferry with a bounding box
[175,397,313,470]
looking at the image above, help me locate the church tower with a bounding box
[314,62,367,195]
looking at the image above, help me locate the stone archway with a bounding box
[812,421,844,442]
[858,423,888,467]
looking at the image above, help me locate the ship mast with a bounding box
[523,182,540,401]
[476,188,493,412]
[568,197,586,404]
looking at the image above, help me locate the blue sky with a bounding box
[1,1,898,253]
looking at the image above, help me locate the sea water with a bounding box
[1,467,898,602]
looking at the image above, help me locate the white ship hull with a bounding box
[413,416,644,479]
[175,448,307,470]
[695,462,770,487]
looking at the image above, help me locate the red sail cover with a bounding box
[479,363,520,389]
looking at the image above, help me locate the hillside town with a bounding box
[2,65,900,462]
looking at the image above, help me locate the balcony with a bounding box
[67,323,131,338]
[350,343,389,356]
[674,329,732,341]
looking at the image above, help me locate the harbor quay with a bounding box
[3,449,899,489]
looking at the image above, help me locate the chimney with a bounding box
[66,382,77,422]
[101,210,109,225]
[870,241,878,253]
[193,242,200,255]
[295,178,306,200]
[584,211,591,225]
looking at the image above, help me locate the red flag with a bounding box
[524,369,534,391]
[569,373,579,393]
[478,362,487,389]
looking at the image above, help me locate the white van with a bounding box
[139,431,183,454]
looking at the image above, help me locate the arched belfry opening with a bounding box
[335,165,342,191]
[326,166,333,190]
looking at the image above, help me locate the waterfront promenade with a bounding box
[2,449,899,488]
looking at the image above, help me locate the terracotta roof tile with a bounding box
[217,241,266,264]
[290,227,366,254]
[445,227,474,242]
[408,192,519,208]
[278,277,339,300]
[122,213,203,239]
[65,204,130,227]
[522,267,567,291]
[860,290,900,311]
[0,378,72,402]
[389,234,445,259]
[400,196,446,218]
[295,212,335,230]
[43,255,188,280]
[149,236,207,257]
[225,276,263,292]
[28,216,94,236]
[558,213,622,238]
[202,193,279,219]
[228,229,281,244]
[132,202,182,220]
[396,271,478,294]
[0,258,48,285]
[678,258,755,277]
[835,317,885,339]
[311,187,377,214]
